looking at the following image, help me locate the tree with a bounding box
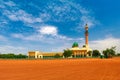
[0,53,27,59]
[16,54,27,58]
[92,50,100,57]
[54,54,61,58]
[103,46,116,58]
[63,50,73,58]
[117,53,120,56]
[87,51,92,56]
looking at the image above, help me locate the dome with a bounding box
[72,42,79,48]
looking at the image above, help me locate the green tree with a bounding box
[117,53,120,56]
[63,50,73,58]
[92,50,100,57]
[87,51,92,56]
[16,54,27,58]
[54,54,61,58]
[0,53,27,59]
[103,46,116,58]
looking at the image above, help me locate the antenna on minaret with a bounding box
[85,23,88,30]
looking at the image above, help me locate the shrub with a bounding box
[63,50,72,58]
[54,54,61,58]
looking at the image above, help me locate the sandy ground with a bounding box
[0,58,120,80]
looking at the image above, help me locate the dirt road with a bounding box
[0,58,120,80]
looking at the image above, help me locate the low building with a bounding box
[28,51,63,59]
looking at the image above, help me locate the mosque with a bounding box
[69,24,92,57]
[28,24,92,58]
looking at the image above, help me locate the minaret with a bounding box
[85,24,89,47]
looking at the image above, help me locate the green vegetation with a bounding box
[82,45,86,48]
[0,53,27,59]
[117,53,120,56]
[54,54,61,58]
[63,50,72,58]
[87,51,92,56]
[103,46,116,58]
[92,50,100,57]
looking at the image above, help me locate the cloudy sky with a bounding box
[0,0,120,54]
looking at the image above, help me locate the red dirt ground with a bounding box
[0,58,120,80]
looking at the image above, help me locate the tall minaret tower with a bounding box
[85,24,89,47]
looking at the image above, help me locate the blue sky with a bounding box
[0,0,120,54]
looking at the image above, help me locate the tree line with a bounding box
[92,46,116,58]
[0,53,27,59]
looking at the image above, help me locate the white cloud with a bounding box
[39,26,58,35]
[11,34,24,39]
[11,23,84,45]
[12,32,84,44]
[3,10,42,24]
[80,16,95,27]
[11,33,120,54]
[0,35,7,41]
[49,37,120,53]
[62,0,99,28]
[1,0,42,24]
[0,45,26,54]
[38,0,95,25]
[1,0,98,30]
[4,1,16,7]
[0,18,8,27]
[11,24,84,43]
[90,37,120,53]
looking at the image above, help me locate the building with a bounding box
[28,51,63,59]
[69,24,92,57]
[28,24,92,59]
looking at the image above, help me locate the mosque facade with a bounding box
[69,24,92,57]
[28,24,92,59]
